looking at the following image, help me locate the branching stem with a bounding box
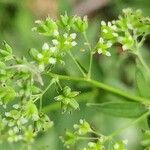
[68,51,86,77]
[45,72,150,105]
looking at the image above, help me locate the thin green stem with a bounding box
[108,110,150,139]
[83,32,91,50]
[68,51,86,77]
[39,95,42,112]
[41,80,54,96]
[88,52,93,79]
[91,130,103,138]
[45,72,150,105]
[83,32,93,79]
[35,80,54,111]
[77,136,99,141]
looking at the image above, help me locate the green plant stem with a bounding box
[83,32,93,79]
[42,90,98,113]
[45,72,150,105]
[37,80,54,111]
[108,110,150,140]
[68,51,86,77]
[77,136,99,141]
[41,80,54,96]
[88,52,93,79]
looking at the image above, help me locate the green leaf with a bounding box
[0,86,16,104]
[135,68,150,98]
[96,102,147,118]
[3,41,12,53]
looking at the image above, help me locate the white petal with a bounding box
[71,41,77,46]
[70,33,77,39]
[63,33,68,38]
[53,30,59,36]
[105,51,111,56]
[37,53,43,59]
[52,39,59,45]
[101,21,106,26]
[49,57,56,64]
[42,43,49,50]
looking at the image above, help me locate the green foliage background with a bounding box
[0,0,150,149]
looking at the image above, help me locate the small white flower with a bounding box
[105,51,111,56]
[108,21,112,27]
[5,112,11,117]
[107,41,112,48]
[17,135,22,140]
[127,23,133,29]
[31,27,37,32]
[37,53,43,59]
[63,33,68,38]
[103,29,108,33]
[49,57,56,64]
[52,39,59,45]
[99,38,104,43]
[112,20,116,24]
[8,121,15,127]
[73,124,78,130]
[71,41,77,46]
[42,43,49,50]
[101,21,106,26]
[53,30,59,36]
[20,117,28,124]
[122,45,128,51]
[98,48,103,54]
[13,104,20,109]
[79,119,84,124]
[35,20,42,24]
[70,33,77,39]
[13,126,19,133]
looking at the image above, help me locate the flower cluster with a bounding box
[31,13,88,71]
[95,8,150,56]
[83,141,104,150]
[0,42,53,144]
[73,119,92,135]
[55,86,79,113]
[61,119,94,149]
[61,119,127,150]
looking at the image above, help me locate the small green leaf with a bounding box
[96,102,147,118]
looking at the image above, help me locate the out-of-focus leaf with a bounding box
[96,102,147,118]
[135,68,150,98]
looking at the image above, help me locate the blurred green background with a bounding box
[0,0,150,149]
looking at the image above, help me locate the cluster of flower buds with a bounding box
[61,119,128,150]
[55,86,79,113]
[95,8,150,56]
